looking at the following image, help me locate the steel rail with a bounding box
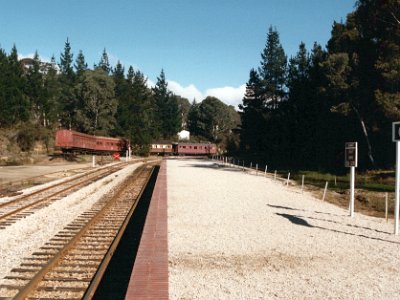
[0,164,126,222]
[0,162,125,209]
[12,165,151,300]
[82,166,155,299]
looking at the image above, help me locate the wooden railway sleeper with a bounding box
[11,164,153,300]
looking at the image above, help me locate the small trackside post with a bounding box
[322,181,328,201]
[345,142,358,218]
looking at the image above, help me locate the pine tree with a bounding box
[59,38,74,80]
[42,55,60,127]
[325,11,379,167]
[25,51,45,126]
[98,48,111,74]
[114,65,156,154]
[74,69,117,135]
[258,26,288,109]
[2,45,30,125]
[59,38,76,128]
[239,68,264,153]
[187,99,200,136]
[152,69,180,138]
[74,50,88,77]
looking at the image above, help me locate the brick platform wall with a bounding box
[125,159,168,299]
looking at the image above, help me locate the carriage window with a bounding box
[194,146,197,149]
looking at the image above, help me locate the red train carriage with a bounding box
[174,142,217,156]
[150,142,217,156]
[55,129,127,154]
[150,141,173,155]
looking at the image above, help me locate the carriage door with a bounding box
[172,143,178,155]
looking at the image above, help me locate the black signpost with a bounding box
[393,122,400,142]
[393,122,400,235]
[345,142,357,217]
[345,142,358,168]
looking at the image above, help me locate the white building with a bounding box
[177,130,190,141]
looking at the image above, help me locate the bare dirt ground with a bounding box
[0,154,123,196]
[168,158,400,300]
[0,158,93,196]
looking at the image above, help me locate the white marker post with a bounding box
[392,122,400,235]
[385,192,389,223]
[345,142,358,218]
[322,181,328,201]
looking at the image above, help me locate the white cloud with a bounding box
[19,53,52,63]
[167,80,203,102]
[146,78,155,89]
[166,80,245,108]
[205,85,246,108]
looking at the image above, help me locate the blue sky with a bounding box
[0,0,356,107]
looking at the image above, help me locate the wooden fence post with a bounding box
[322,181,329,201]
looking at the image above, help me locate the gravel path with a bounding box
[0,162,143,281]
[167,158,400,300]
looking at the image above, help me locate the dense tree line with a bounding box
[0,41,182,154]
[0,40,240,155]
[239,0,400,172]
[188,96,240,149]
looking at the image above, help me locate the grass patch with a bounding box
[290,170,395,193]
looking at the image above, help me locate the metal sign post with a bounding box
[392,122,400,235]
[345,142,358,217]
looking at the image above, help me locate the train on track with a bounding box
[150,141,217,156]
[55,129,217,156]
[55,129,128,154]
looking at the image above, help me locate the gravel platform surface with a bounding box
[167,158,400,300]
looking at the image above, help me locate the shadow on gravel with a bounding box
[268,204,297,211]
[183,163,244,172]
[276,213,314,227]
[269,204,391,235]
[268,204,344,218]
[275,211,400,245]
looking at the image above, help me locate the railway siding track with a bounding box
[0,163,154,300]
[0,163,128,229]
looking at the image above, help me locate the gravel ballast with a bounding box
[0,163,142,281]
[167,158,400,299]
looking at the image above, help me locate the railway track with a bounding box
[0,163,155,299]
[0,163,128,229]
